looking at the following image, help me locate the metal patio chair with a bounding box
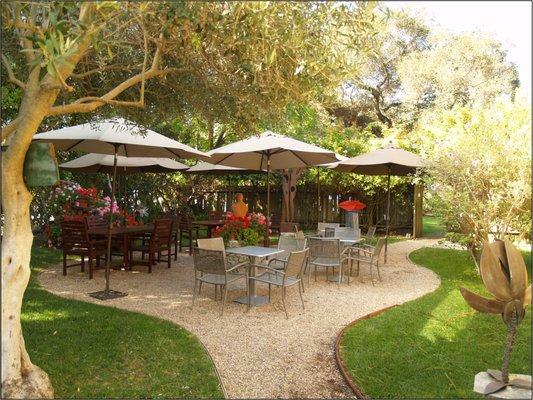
[248,248,309,318]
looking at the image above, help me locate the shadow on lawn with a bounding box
[340,248,531,398]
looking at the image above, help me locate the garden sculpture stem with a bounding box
[105,145,119,292]
[501,309,518,384]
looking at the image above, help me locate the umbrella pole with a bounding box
[105,145,119,292]
[265,155,271,246]
[317,167,321,224]
[384,166,391,264]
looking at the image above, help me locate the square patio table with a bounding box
[225,246,284,306]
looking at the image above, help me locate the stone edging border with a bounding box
[36,267,229,399]
[334,304,398,400]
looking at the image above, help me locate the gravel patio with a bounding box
[39,239,440,398]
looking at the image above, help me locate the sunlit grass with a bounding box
[23,247,223,398]
[339,247,531,398]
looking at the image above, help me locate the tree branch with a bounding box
[47,67,183,116]
[1,54,26,89]
[70,64,142,79]
[1,118,21,142]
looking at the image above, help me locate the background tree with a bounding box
[1,2,375,397]
[412,98,531,262]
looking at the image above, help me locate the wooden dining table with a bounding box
[192,220,225,238]
[88,224,153,269]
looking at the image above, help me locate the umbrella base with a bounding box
[89,289,128,301]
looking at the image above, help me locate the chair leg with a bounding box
[81,256,85,273]
[376,260,381,281]
[174,233,178,261]
[89,257,94,280]
[63,252,67,276]
[298,280,305,310]
[314,265,317,282]
[167,247,171,268]
[179,231,183,253]
[220,285,228,316]
[282,286,288,319]
[88,256,93,280]
[191,278,198,309]
[268,283,271,301]
[198,281,203,295]
[247,278,251,312]
[214,285,218,300]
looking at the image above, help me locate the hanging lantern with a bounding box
[23,142,60,187]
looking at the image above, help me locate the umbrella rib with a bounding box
[65,139,85,152]
[213,153,234,167]
[289,150,311,167]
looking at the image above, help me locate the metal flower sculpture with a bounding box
[460,239,531,395]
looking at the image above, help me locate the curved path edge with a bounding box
[36,269,228,399]
[334,244,442,399]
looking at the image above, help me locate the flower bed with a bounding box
[43,181,142,247]
[213,212,269,246]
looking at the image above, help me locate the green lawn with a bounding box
[23,247,223,398]
[339,247,531,398]
[423,215,446,237]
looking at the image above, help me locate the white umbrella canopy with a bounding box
[207,131,339,244]
[332,146,424,175]
[33,118,210,160]
[186,161,249,174]
[207,130,339,170]
[60,153,189,174]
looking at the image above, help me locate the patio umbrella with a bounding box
[33,118,209,299]
[207,131,339,244]
[332,145,424,262]
[60,153,189,174]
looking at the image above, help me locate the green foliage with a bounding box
[412,98,531,252]
[24,247,223,398]
[340,247,531,398]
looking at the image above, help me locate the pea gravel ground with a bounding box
[39,239,440,398]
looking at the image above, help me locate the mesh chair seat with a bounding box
[253,271,300,287]
[309,256,341,267]
[199,272,244,285]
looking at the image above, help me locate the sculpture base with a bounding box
[88,289,128,301]
[474,371,532,399]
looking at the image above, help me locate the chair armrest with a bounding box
[258,265,286,275]
[226,261,249,272]
[267,257,288,267]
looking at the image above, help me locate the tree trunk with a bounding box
[2,89,58,398]
[281,168,303,222]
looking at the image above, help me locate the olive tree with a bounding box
[1,2,374,397]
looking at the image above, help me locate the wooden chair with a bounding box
[129,219,174,272]
[161,212,181,260]
[178,213,200,255]
[61,219,107,279]
[86,215,124,260]
[208,210,224,220]
[279,222,300,234]
[270,213,281,235]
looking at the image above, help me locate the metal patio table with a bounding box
[225,245,284,306]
